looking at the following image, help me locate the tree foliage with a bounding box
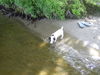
[68,0,86,18]
[83,0,100,14]
[0,0,99,19]
[35,0,66,19]
[14,0,37,17]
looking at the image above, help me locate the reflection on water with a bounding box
[0,14,80,75]
[39,42,48,48]
[1,13,100,75]
[51,34,100,75]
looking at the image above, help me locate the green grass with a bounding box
[0,14,80,75]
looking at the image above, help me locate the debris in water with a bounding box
[78,21,93,28]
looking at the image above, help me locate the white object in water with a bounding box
[78,21,86,28]
[48,26,64,44]
[92,56,100,60]
[83,21,93,27]
[83,41,89,46]
[90,43,99,50]
[78,21,93,28]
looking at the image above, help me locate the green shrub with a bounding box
[83,0,100,14]
[35,0,66,19]
[0,0,99,19]
[0,0,14,7]
[0,0,67,19]
[70,0,87,18]
[14,0,37,18]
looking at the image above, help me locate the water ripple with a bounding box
[52,42,100,75]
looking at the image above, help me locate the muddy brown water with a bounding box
[0,13,100,75]
[0,14,81,75]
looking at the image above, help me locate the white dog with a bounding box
[49,26,64,44]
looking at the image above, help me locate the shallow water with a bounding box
[32,19,100,75]
[0,14,81,75]
[49,34,100,75]
[20,15,100,75]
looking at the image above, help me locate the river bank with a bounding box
[18,12,100,75]
[0,11,100,75]
[20,13,100,50]
[0,13,81,75]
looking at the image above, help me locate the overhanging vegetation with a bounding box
[0,0,99,19]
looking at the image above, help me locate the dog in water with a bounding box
[48,26,64,44]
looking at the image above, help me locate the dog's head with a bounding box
[48,35,55,44]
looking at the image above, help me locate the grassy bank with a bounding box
[0,14,80,75]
